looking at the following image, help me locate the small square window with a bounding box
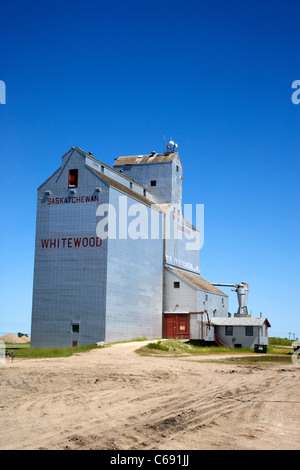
[150,180,156,186]
[245,326,253,336]
[68,169,78,187]
[225,326,233,336]
[72,323,80,333]
[174,282,180,288]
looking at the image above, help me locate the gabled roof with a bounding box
[168,267,227,296]
[73,147,159,208]
[114,152,179,166]
[74,147,146,189]
[88,168,156,208]
[210,317,271,327]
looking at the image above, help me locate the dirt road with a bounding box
[0,341,299,450]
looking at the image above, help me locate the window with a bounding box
[176,165,179,172]
[205,294,208,301]
[174,282,180,288]
[72,323,80,333]
[101,165,104,172]
[143,189,146,196]
[245,326,253,336]
[225,326,233,336]
[150,180,156,186]
[68,169,78,187]
[130,182,133,189]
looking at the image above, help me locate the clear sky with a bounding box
[0,0,299,339]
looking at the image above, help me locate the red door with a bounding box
[72,341,78,347]
[164,314,190,339]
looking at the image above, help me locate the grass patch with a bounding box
[4,343,103,359]
[269,337,294,347]
[210,355,293,366]
[4,343,31,349]
[136,339,294,365]
[136,339,252,356]
[147,341,170,351]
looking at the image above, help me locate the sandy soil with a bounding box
[0,341,299,450]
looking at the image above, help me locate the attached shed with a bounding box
[210,317,271,349]
[163,266,228,341]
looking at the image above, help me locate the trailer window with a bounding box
[225,326,233,336]
[245,326,253,336]
[68,169,78,187]
[174,282,180,288]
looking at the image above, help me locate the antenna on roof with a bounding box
[166,139,178,152]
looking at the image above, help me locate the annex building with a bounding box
[31,146,270,349]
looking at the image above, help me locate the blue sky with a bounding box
[0,0,299,338]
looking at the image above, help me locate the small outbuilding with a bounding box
[209,317,271,349]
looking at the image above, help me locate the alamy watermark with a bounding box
[0,80,6,104]
[291,80,300,105]
[95,198,204,251]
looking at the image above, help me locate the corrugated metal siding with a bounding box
[215,325,268,349]
[163,268,197,313]
[190,315,215,341]
[197,290,228,320]
[113,161,174,204]
[104,187,164,342]
[31,149,109,347]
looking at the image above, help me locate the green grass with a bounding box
[136,339,294,366]
[269,337,294,347]
[212,355,293,365]
[136,339,252,356]
[4,343,103,359]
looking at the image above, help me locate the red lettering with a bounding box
[89,237,95,247]
[68,238,72,248]
[41,239,49,248]
[96,237,102,247]
[74,238,81,247]
[85,196,90,202]
[47,198,51,205]
[82,237,88,247]
[50,239,56,248]
[62,238,67,248]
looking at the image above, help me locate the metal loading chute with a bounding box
[212,282,249,317]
